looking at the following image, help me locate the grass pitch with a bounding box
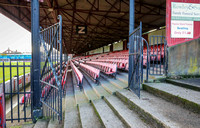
[0,62,31,84]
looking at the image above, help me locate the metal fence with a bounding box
[0,61,32,126]
[128,22,143,98]
[39,15,63,122]
[149,36,167,75]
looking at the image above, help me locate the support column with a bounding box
[110,44,113,52]
[128,0,135,86]
[31,0,42,122]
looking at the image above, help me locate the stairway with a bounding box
[22,71,200,128]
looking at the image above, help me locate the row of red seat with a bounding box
[70,61,83,88]
[79,63,100,83]
[85,61,117,77]
[92,59,128,69]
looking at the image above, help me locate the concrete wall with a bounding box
[148,29,166,45]
[168,38,200,76]
[104,46,110,53]
[113,41,123,51]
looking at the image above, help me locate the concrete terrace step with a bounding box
[117,73,128,84]
[78,103,102,128]
[143,82,200,113]
[64,72,81,128]
[100,80,120,94]
[116,90,200,128]
[166,79,200,91]
[83,73,110,98]
[82,77,99,102]
[92,99,125,128]
[33,119,49,128]
[48,119,62,128]
[104,95,150,128]
[72,72,88,106]
[106,78,128,89]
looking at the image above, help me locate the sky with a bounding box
[0,13,31,53]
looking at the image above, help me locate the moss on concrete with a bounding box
[116,91,168,128]
[166,79,200,91]
[91,100,106,128]
[143,84,200,114]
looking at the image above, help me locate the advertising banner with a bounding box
[172,2,200,21]
[171,20,194,38]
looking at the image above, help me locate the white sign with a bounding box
[171,20,194,38]
[172,2,200,21]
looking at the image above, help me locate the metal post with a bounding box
[128,0,135,87]
[58,15,63,122]
[31,0,42,122]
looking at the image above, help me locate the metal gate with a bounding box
[39,15,63,121]
[0,61,32,126]
[128,22,143,98]
[149,36,167,75]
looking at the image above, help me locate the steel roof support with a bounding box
[31,0,42,122]
[128,0,135,91]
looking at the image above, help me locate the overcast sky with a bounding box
[0,13,31,53]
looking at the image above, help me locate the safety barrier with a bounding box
[85,61,117,77]
[70,61,83,88]
[39,15,63,122]
[0,61,31,123]
[149,36,167,75]
[79,63,100,83]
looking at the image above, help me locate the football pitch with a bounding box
[0,62,31,84]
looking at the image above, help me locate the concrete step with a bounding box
[116,73,128,85]
[100,80,120,94]
[72,72,88,106]
[78,103,102,128]
[48,119,62,128]
[64,72,81,128]
[166,78,200,91]
[33,119,49,128]
[106,78,128,89]
[64,107,81,128]
[104,95,150,128]
[116,90,200,128]
[82,77,99,102]
[143,82,200,114]
[91,99,125,128]
[83,73,110,98]
[118,72,128,78]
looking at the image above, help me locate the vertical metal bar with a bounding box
[2,61,6,124]
[17,62,20,122]
[31,0,41,116]
[23,62,26,121]
[140,22,142,97]
[128,0,135,89]
[152,36,155,74]
[59,15,63,121]
[160,37,162,74]
[145,40,149,81]
[10,61,13,122]
[156,36,158,75]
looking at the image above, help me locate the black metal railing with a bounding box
[128,22,143,98]
[39,15,63,122]
[149,36,167,75]
[0,61,32,126]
